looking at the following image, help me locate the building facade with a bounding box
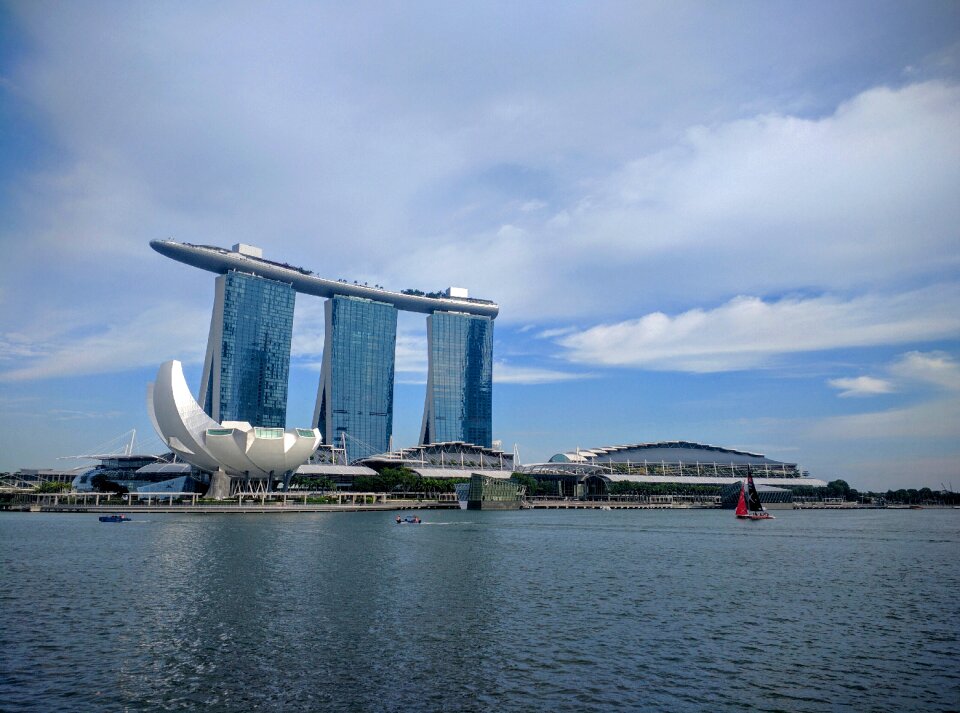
[199,269,295,428]
[420,312,493,448]
[313,295,397,462]
[154,240,499,455]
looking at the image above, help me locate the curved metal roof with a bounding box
[406,467,511,480]
[151,239,499,318]
[550,440,792,466]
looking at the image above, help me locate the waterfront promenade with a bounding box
[3,491,458,514]
[3,490,902,514]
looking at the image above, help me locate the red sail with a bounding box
[735,483,748,517]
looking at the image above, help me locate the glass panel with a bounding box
[205,270,295,428]
[318,296,397,462]
[422,312,493,448]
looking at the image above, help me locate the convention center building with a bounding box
[522,441,827,498]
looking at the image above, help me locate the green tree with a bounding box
[511,472,538,496]
[35,481,71,493]
[290,475,335,491]
[825,479,851,499]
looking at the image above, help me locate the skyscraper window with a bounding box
[200,270,295,428]
[314,295,397,462]
[420,312,493,448]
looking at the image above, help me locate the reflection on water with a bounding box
[1,510,958,712]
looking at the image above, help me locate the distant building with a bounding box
[199,268,295,428]
[360,441,512,477]
[420,312,493,448]
[524,441,827,497]
[314,295,398,462]
[69,454,190,493]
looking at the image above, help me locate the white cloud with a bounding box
[493,363,590,384]
[827,376,895,398]
[519,200,547,212]
[555,286,960,372]
[889,350,960,391]
[395,330,428,376]
[807,398,960,441]
[806,349,960,487]
[386,81,960,322]
[536,326,577,339]
[827,350,960,399]
[48,409,124,421]
[290,298,326,358]
[0,304,209,382]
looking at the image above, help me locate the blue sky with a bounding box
[1,1,958,490]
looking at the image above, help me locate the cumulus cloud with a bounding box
[828,376,895,398]
[289,298,326,359]
[808,350,960,485]
[395,330,429,377]
[555,285,960,372]
[387,81,960,321]
[827,351,960,399]
[889,350,960,391]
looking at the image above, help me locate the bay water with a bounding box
[1,509,958,711]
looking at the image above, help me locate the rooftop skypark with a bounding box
[150,239,499,318]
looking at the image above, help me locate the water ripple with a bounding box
[1,510,958,711]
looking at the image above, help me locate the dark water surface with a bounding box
[1,509,958,712]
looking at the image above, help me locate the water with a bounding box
[1,509,958,712]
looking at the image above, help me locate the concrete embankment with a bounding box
[15,501,457,514]
[527,500,719,509]
[2,494,458,514]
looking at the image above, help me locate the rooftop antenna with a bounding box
[513,443,521,467]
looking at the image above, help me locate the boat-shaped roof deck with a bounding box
[150,239,499,318]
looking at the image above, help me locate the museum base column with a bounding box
[207,468,231,500]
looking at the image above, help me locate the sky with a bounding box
[0,1,958,491]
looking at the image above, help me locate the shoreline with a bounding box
[2,500,955,514]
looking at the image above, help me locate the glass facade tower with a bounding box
[420,312,493,448]
[313,295,397,463]
[199,270,295,428]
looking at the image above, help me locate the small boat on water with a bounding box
[99,514,132,523]
[395,516,421,524]
[735,470,774,521]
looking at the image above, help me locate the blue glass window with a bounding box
[202,270,295,428]
[316,296,397,462]
[421,312,493,448]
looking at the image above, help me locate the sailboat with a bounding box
[735,468,774,520]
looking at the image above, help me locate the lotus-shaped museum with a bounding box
[147,360,321,481]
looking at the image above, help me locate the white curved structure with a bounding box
[151,239,499,318]
[147,360,321,478]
